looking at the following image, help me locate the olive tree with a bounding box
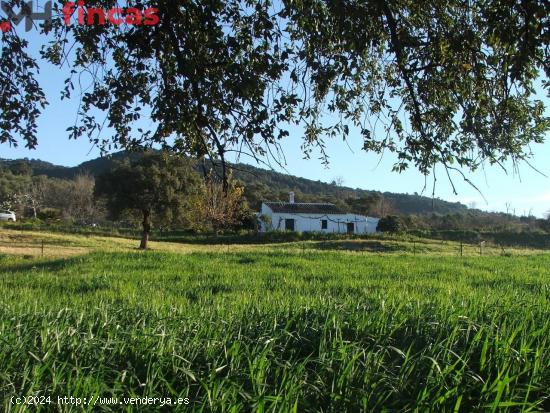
[95,152,201,249]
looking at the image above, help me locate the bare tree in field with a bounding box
[67,173,96,223]
[14,176,48,218]
[199,175,245,234]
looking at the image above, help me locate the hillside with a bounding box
[1,153,468,216]
[231,162,468,215]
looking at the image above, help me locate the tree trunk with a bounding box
[31,199,37,219]
[140,209,151,250]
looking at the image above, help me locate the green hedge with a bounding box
[408,229,550,249]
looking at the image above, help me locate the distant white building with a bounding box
[258,192,379,234]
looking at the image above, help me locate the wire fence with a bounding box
[0,224,547,258]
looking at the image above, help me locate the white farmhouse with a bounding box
[258,192,379,234]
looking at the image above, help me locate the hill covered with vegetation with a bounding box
[1,153,467,216]
[2,153,549,238]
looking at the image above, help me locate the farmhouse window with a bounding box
[321,219,328,229]
[285,219,295,231]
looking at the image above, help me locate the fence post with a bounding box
[413,241,416,256]
[41,240,44,257]
[460,242,463,257]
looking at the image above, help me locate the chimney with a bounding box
[289,191,295,204]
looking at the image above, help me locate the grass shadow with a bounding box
[0,255,86,274]
[309,240,407,253]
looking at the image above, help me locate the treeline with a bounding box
[1,156,549,239]
[0,167,98,224]
[1,153,470,215]
[0,156,256,238]
[399,212,550,234]
[408,230,550,250]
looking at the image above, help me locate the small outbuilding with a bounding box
[258,192,379,234]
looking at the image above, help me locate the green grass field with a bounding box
[0,230,549,411]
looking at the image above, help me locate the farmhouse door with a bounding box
[285,219,295,231]
[347,222,354,234]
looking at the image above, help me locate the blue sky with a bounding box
[1,12,549,218]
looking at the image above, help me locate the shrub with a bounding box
[377,215,405,233]
[37,208,63,222]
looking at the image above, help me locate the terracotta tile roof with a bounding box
[264,202,346,214]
